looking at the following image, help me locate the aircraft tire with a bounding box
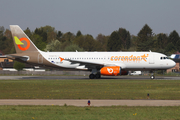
[150,75,155,79]
[89,74,95,79]
[95,74,101,79]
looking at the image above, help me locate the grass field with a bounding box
[0,105,180,120]
[0,79,180,99]
[1,79,180,119]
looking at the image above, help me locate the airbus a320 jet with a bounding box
[4,25,176,79]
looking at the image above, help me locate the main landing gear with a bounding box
[89,73,101,79]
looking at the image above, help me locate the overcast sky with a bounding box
[1,0,180,38]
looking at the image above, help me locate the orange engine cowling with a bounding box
[100,66,128,76]
[100,66,120,76]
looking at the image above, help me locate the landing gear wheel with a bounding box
[95,74,101,79]
[150,75,155,79]
[89,74,95,79]
[150,71,155,79]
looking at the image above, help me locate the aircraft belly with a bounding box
[125,63,161,70]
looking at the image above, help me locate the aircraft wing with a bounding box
[65,59,125,69]
[65,59,104,68]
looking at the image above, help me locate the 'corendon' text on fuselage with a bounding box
[111,54,149,62]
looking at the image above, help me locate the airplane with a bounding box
[4,25,176,79]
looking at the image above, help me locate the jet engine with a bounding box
[100,66,128,76]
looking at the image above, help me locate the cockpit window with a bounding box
[160,57,169,60]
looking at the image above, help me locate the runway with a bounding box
[0,75,180,80]
[0,99,180,106]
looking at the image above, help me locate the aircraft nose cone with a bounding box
[171,60,176,68]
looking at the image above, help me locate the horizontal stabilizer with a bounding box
[6,54,29,61]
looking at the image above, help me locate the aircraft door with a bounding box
[149,53,154,64]
[38,54,43,64]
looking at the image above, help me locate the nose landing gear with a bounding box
[150,71,155,79]
[150,75,155,79]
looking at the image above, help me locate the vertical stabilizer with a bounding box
[10,25,39,54]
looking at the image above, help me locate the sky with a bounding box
[0,0,180,38]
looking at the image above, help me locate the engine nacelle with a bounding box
[100,66,128,76]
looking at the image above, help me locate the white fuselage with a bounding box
[40,51,176,71]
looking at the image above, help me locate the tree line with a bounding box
[0,24,180,56]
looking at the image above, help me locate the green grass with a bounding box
[0,105,180,120]
[0,79,180,119]
[0,79,180,99]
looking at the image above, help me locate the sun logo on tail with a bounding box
[14,36,30,51]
